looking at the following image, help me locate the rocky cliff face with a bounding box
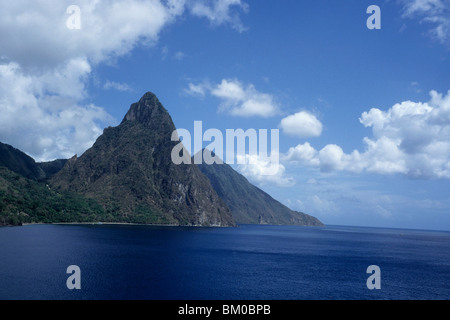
[197,158,324,227]
[50,92,235,227]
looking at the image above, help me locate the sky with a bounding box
[1,0,450,230]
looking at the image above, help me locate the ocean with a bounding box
[0,224,449,300]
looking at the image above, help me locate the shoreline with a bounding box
[19,221,235,228]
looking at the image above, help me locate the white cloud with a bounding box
[283,142,319,166]
[284,90,450,179]
[402,0,446,16]
[231,96,277,117]
[184,81,210,97]
[0,1,176,69]
[189,0,249,32]
[236,154,295,187]
[103,81,133,92]
[0,62,113,161]
[212,79,247,101]
[186,79,279,117]
[0,0,249,161]
[0,0,176,160]
[280,111,323,138]
[318,144,346,172]
[401,0,450,44]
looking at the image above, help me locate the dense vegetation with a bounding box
[0,167,106,226]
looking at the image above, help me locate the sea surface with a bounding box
[0,224,449,300]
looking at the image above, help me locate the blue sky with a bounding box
[1,0,450,230]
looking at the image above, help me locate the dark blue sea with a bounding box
[0,224,449,300]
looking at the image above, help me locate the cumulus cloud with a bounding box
[0,60,115,161]
[185,79,279,117]
[401,0,450,44]
[283,142,319,167]
[0,0,177,160]
[0,0,249,161]
[284,90,450,179]
[236,153,295,187]
[0,1,177,69]
[280,111,323,138]
[0,62,113,161]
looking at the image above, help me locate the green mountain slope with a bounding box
[0,141,67,181]
[0,167,105,226]
[0,142,45,180]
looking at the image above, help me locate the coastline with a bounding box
[19,221,234,228]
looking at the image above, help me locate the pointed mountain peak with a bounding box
[121,92,170,126]
[50,92,235,227]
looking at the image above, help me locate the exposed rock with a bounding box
[50,92,235,227]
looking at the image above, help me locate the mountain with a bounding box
[49,92,235,227]
[38,159,68,178]
[0,141,67,181]
[0,142,46,180]
[197,157,324,226]
[0,142,103,226]
[1,92,323,228]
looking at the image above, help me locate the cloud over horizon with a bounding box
[284,90,450,180]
